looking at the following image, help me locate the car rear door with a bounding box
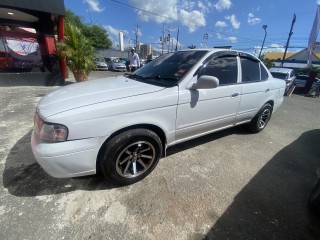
[236,53,272,123]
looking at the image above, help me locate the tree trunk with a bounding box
[73,69,88,82]
[304,71,316,94]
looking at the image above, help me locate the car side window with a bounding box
[260,64,269,81]
[241,56,260,82]
[199,55,238,85]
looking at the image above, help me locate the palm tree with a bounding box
[57,22,95,82]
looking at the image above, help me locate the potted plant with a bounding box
[59,22,96,82]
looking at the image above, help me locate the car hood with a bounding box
[112,62,125,66]
[96,61,107,65]
[38,75,165,118]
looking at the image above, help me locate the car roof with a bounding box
[175,48,260,59]
[269,67,293,74]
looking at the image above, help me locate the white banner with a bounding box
[307,5,320,67]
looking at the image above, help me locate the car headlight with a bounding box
[34,113,68,143]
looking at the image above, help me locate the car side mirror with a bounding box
[187,75,219,89]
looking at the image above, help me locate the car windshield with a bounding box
[125,50,208,86]
[271,72,287,80]
[112,58,122,63]
[95,57,104,62]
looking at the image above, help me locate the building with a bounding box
[263,49,320,69]
[119,31,124,51]
[263,52,295,61]
[0,0,65,86]
[140,44,152,59]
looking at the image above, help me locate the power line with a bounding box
[109,0,177,22]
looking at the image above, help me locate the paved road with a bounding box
[1,72,320,239]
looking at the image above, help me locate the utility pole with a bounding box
[281,14,296,66]
[175,26,180,51]
[167,26,172,53]
[134,24,141,52]
[161,24,165,55]
[203,33,208,48]
[258,25,268,59]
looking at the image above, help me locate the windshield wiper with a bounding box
[124,73,144,79]
[153,75,178,81]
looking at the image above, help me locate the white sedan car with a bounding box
[31,49,286,185]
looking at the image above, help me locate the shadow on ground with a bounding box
[2,131,117,197]
[204,129,320,239]
[3,126,250,197]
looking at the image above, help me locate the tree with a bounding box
[188,45,196,49]
[65,9,84,30]
[83,24,112,49]
[302,65,320,94]
[263,58,275,69]
[65,9,112,49]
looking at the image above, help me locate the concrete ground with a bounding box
[0,71,320,240]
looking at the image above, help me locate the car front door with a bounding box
[175,52,241,143]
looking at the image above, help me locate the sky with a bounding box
[64,0,320,56]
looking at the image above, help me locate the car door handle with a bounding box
[231,93,239,97]
[265,88,270,92]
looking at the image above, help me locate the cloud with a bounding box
[130,0,178,23]
[129,0,207,32]
[216,33,237,43]
[179,9,206,33]
[215,21,227,28]
[248,12,262,25]
[225,14,240,29]
[214,0,232,11]
[216,33,223,39]
[269,44,285,52]
[317,0,320,5]
[84,0,105,12]
[103,25,129,38]
[254,44,285,55]
[226,36,237,43]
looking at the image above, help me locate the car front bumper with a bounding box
[31,129,101,178]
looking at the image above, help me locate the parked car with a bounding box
[94,57,108,71]
[269,67,295,94]
[144,59,153,65]
[294,75,320,88]
[105,57,127,71]
[31,49,286,185]
[309,178,320,217]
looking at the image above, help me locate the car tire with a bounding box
[100,129,162,185]
[248,103,272,133]
[309,180,320,217]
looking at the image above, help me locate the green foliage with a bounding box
[300,65,320,77]
[82,24,112,49]
[65,9,84,30]
[263,58,275,69]
[188,45,196,49]
[65,9,112,49]
[61,22,96,74]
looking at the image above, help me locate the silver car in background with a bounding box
[105,57,127,71]
[269,67,296,94]
[94,57,108,71]
[31,49,286,185]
